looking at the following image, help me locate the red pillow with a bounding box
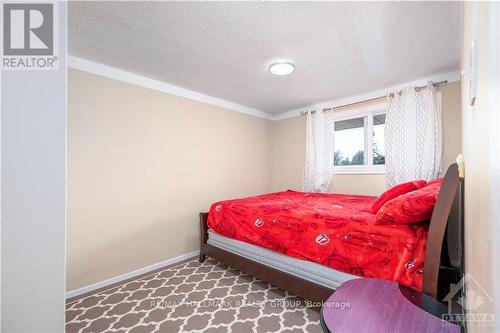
[424,177,444,186]
[369,180,427,214]
[375,178,444,224]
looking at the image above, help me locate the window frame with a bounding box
[333,101,388,175]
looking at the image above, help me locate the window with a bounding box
[373,113,386,165]
[333,104,386,174]
[334,117,365,166]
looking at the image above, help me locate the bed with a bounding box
[199,164,460,302]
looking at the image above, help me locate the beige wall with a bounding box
[270,81,462,196]
[68,69,462,291]
[461,3,500,331]
[67,69,270,290]
[441,81,462,174]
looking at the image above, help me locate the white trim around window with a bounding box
[333,164,386,175]
[333,101,388,175]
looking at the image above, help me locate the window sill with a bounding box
[333,166,386,175]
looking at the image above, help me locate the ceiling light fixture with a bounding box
[269,62,295,76]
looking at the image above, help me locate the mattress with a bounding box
[207,229,360,290]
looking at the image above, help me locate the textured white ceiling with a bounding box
[69,2,460,114]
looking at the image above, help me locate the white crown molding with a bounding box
[271,70,461,121]
[68,56,273,120]
[69,56,460,123]
[65,250,199,300]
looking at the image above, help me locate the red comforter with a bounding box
[208,190,428,291]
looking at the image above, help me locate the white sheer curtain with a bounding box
[302,109,335,192]
[385,83,443,187]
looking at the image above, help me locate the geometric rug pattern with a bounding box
[65,258,322,332]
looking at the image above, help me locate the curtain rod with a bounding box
[300,80,448,115]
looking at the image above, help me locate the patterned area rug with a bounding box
[66,258,322,332]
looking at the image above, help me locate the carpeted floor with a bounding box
[66,258,322,333]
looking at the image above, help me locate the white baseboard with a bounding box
[66,250,199,299]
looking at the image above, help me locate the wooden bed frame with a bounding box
[199,163,460,301]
